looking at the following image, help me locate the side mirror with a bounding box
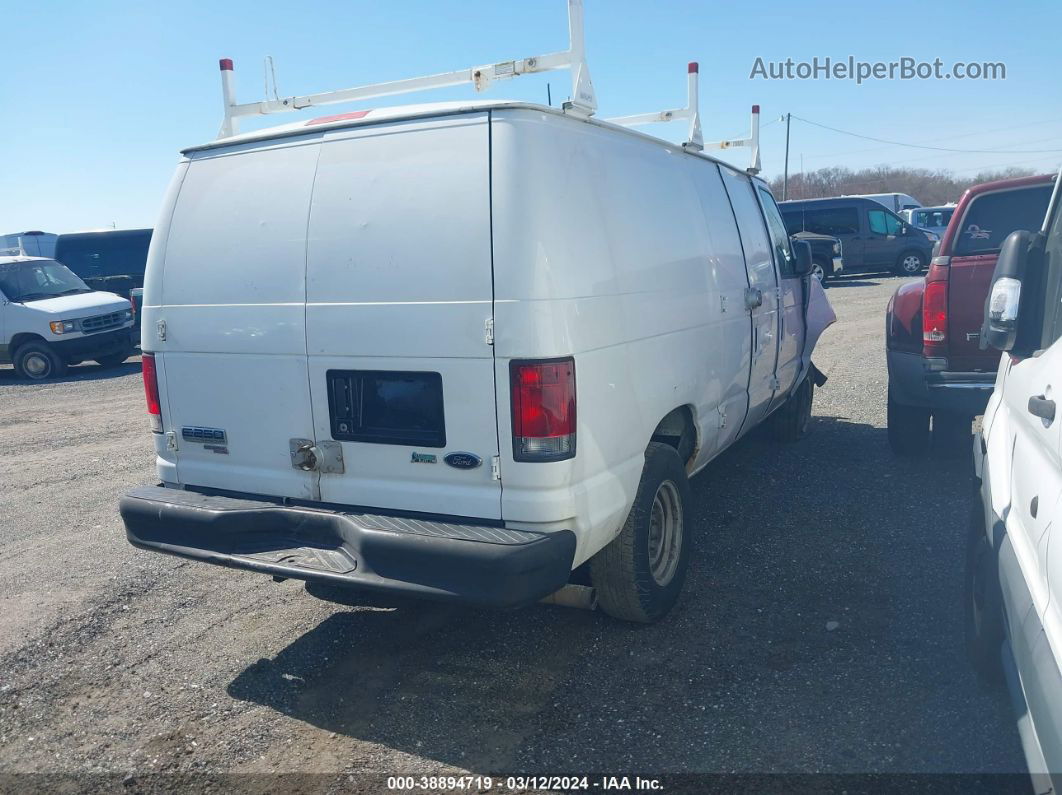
[982,229,1044,352]
[791,239,813,276]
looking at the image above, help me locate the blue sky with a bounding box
[3,0,1060,233]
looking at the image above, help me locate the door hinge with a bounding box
[165,431,178,451]
[491,455,501,481]
[769,375,781,391]
[156,319,167,342]
[484,317,494,345]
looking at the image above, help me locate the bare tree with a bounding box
[770,166,1037,205]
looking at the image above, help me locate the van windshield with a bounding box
[0,260,92,302]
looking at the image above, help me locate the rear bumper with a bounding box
[887,349,995,414]
[120,485,577,608]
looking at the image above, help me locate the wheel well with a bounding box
[9,333,46,357]
[650,406,697,468]
[898,248,926,263]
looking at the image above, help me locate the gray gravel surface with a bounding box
[0,276,1025,786]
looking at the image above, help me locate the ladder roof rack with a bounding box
[216,0,596,139]
[606,62,761,174]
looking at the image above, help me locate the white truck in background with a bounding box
[119,1,835,623]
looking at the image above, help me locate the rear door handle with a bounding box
[1028,395,1056,423]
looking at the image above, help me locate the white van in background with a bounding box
[848,192,922,213]
[0,256,135,379]
[119,6,835,622]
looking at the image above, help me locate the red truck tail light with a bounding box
[923,279,948,352]
[510,357,576,462]
[142,353,162,433]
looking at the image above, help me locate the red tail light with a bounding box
[923,279,948,353]
[142,353,162,433]
[510,357,576,461]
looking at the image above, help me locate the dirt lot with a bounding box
[0,276,1026,789]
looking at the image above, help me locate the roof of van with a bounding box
[778,196,884,208]
[0,255,51,265]
[182,99,762,180]
[56,228,152,240]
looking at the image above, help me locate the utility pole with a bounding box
[782,112,791,201]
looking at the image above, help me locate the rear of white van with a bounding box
[121,110,576,607]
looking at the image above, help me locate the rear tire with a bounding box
[932,411,973,457]
[896,250,926,275]
[887,390,930,456]
[13,341,67,381]
[770,376,814,443]
[590,442,691,623]
[965,502,1004,684]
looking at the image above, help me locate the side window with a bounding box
[954,185,1054,256]
[804,207,859,236]
[885,211,903,236]
[757,187,795,276]
[781,211,803,235]
[868,209,888,236]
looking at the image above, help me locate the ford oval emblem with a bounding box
[444,452,482,470]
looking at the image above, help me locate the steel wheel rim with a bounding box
[811,263,825,280]
[23,353,50,378]
[647,480,683,586]
[903,255,921,273]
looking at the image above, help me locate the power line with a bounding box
[791,115,1062,154]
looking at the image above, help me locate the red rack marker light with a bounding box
[142,353,163,433]
[510,357,576,462]
[219,58,233,71]
[752,104,760,114]
[688,62,699,74]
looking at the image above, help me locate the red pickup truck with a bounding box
[885,173,1057,455]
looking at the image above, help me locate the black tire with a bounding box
[887,390,930,456]
[95,350,132,368]
[770,376,813,443]
[590,442,691,623]
[932,411,973,457]
[812,257,832,283]
[896,250,926,276]
[965,501,1005,684]
[13,341,67,381]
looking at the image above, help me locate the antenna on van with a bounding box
[606,62,703,152]
[703,105,762,175]
[216,0,597,139]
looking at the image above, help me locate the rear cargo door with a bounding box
[305,113,501,520]
[159,136,322,501]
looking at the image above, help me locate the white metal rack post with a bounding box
[606,64,761,174]
[216,0,597,139]
[704,105,762,175]
[607,62,704,151]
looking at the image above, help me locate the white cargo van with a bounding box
[0,256,135,379]
[119,5,835,621]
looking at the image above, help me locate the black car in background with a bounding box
[54,228,152,340]
[791,231,844,282]
[780,196,935,276]
[54,228,152,294]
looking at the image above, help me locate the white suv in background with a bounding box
[968,170,1062,790]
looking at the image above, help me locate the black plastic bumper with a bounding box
[120,486,577,608]
[887,349,995,414]
[54,327,134,362]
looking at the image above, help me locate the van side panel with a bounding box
[304,114,502,520]
[490,109,752,563]
[155,137,323,500]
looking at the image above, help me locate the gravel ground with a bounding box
[0,276,1026,789]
